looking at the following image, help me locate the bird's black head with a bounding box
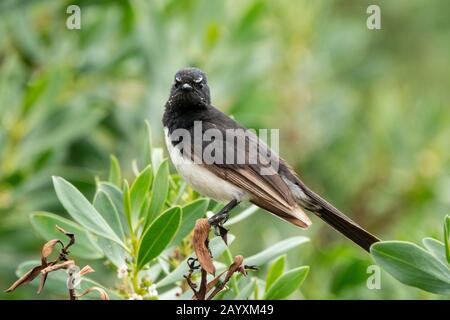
[167,67,211,109]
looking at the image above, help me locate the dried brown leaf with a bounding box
[228,255,245,276]
[41,239,63,263]
[79,265,95,276]
[56,225,75,249]
[37,261,57,294]
[77,286,110,300]
[193,218,215,275]
[37,273,48,294]
[206,255,245,300]
[41,260,75,275]
[4,264,45,293]
[206,270,227,292]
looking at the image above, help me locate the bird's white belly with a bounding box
[164,128,247,202]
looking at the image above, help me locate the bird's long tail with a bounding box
[301,186,380,252]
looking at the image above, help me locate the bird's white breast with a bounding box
[164,128,247,202]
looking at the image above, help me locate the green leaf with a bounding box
[98,183,124,216]
[224,205,259,227]
[151,148,164,175]
[445,215,450,264]
[123,180,132,233]
[137,206,182,270]
[371,241,450,295]
[108,155,122,187]
[142,120,153,168]
[130,165,152,223]
[144,159,169,228]
[98,182,129,237]
[171,198,209,246]
[30,212,103,260]
[93,190,125,241]
[52,176,125,248]
[245,236,309,266]
[235,279,257,300]
[157,235,235,287]
[263,266,309,300]
[423,237,448,266]
[265,255,286,292]
[96,237,127,268]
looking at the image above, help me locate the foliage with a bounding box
[5,226,109,300]
[8,124,309,299]
[371,216,450,295]
[1,0,450,300]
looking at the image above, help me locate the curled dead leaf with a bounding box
[193,218,215,275]
[76,286,110,300]
[206,270,227,292]
[205,255,246,300]
[4,264,45,293]
[41,260,75,275]
[37,273,48,294]
[56,225,75,249]
[220,255,245,286]
[41,239,63,264]
[229,255,246,276]
[37,261,57,294]
[79,265,95,276]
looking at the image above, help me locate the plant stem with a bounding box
[132,268,140,293]
[69,288,77,300]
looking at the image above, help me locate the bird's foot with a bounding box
[187,257,201,271]
[213,224,229,245]
[208,212,229,245]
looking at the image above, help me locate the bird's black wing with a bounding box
[193,107,311,227]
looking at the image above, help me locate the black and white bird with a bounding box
[162,67,380,252]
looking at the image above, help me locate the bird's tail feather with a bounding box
[302,187,380,252]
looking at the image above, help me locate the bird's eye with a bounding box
[194,76,203,84]
[175,76,181,84]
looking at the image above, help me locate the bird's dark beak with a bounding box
[181,83,193,92]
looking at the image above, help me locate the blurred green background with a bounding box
[1,0,449,299]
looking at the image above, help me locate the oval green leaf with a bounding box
[108,155,122,187]
[52,176,125,248]
[422,237,448,266]
[137,206,181,270]
[93,190,125,241]
[225,205,259,227]
[371,241,450,295]
[30,212,103,259]
[144,159,169,228]
[265,255,286,292]
[445,215,450,264]
[263,266,309,300]
[171,198,209,246]
[98,182,129,237]
[96,238,127,268]
[131,165,152,223]
[245,236,309,266]
[235,279,257,300]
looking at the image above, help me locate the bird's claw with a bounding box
[187,257,201,271]
[212,224,228,245]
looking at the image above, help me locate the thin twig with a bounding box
[198,269,208,300]
[69,288,77,300]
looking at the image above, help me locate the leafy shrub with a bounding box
[11,123,310,299]
[371,215,450,295]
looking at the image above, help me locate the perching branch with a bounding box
[184,218,256,300]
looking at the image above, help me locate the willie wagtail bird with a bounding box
[162,67,380,252]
